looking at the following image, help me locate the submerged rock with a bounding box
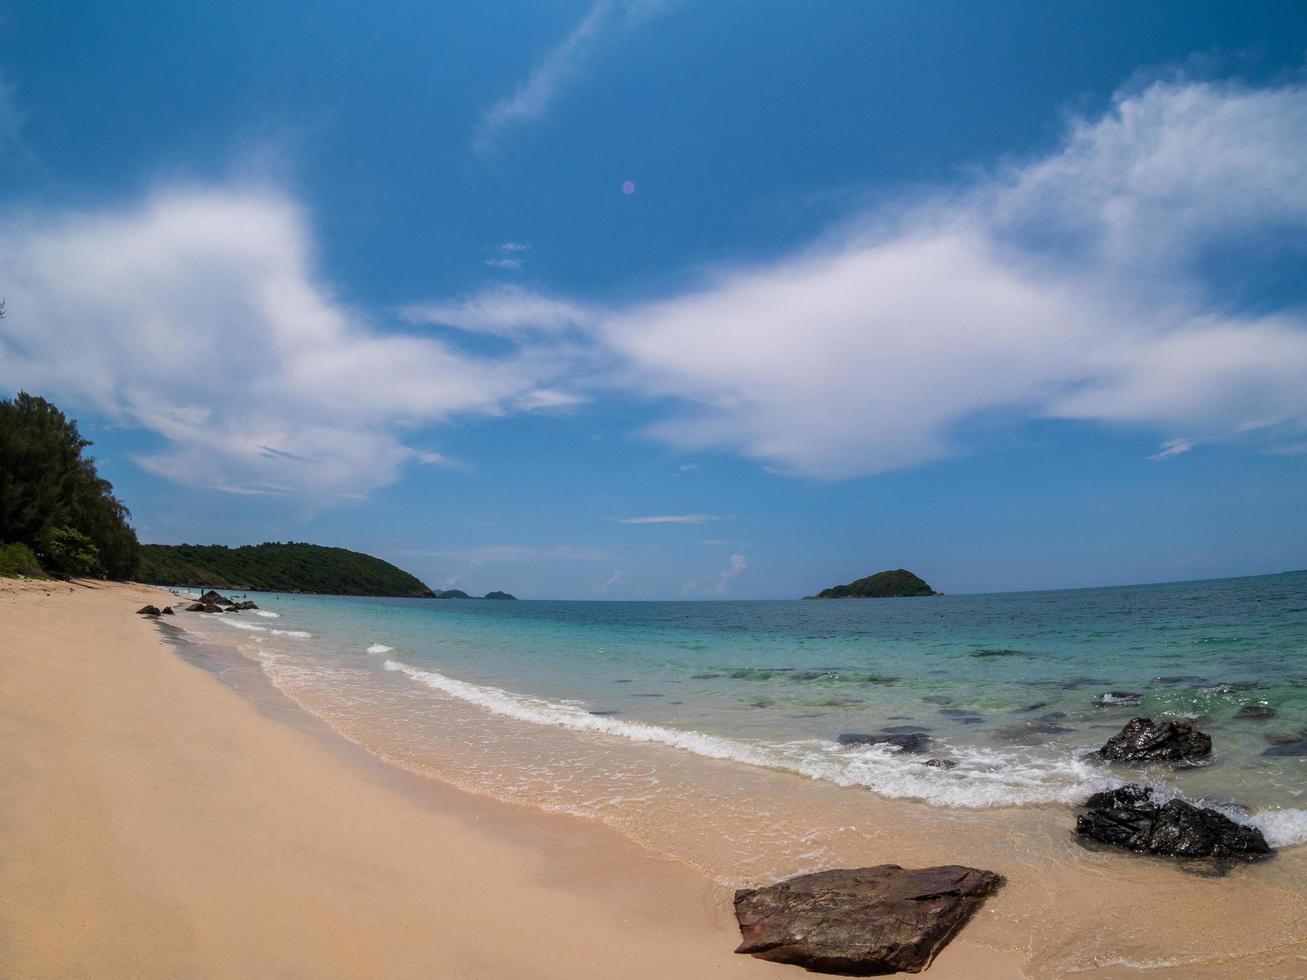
[994,721,1073,742]
[836,732,933,753]
[1075,784,1270,860]
[135,604,161,616]
[1093,717,1212,764]
[923,758,958,769]
[734,864,1003,975]
[1093,691,1144,707]
[1262,741,1307,757]
[1235,704,1277,721]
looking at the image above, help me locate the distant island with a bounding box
[432,589,517,600]
[804,568,940,599]
[137,542,436,597]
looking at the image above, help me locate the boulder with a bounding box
[923,758,957,769]
[233,600,259,610]
[185,602,207,612]
[200,590,233,606]
[1093,717,1212,764]
[135,604,162,616]
[1075,784,1270,860]
[161,606,174,615]
[734,864,1003,975]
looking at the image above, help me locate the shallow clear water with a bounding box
[177,570,1307,876]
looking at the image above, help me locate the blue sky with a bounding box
[2,1,1306,598]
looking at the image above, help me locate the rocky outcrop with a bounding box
[805,569,938,600]
[1075,784,1270,859]
[734,865,1003,975]
[1092,717,1211,764]
[233,600,259,610]
[135,604,161,616]
[185,602,208,612]
[161,606,174,615]
[200,590,233,606]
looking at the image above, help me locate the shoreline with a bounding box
[0,578,1018,978]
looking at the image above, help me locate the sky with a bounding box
[1,0,1306,599]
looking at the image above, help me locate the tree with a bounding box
[43,526,100,576]
[0,392,139,578]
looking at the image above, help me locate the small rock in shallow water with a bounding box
[1093,717,1211,764]
[1075,784,1270,860]
[734,864,1003,975]
[923,758,958,769]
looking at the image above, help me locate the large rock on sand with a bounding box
[734,864,1003,975]
[135,604,161,616]
[1092,717,1211,764]
[1076,784,1270,860]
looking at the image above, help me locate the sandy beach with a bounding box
[0,578,1022,978]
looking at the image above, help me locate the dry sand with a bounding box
[0,578,1018,978]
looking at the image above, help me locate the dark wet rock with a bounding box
[880,724,931,734]
[1075,784,1270,860]
[199,590,232,606]
[923,758,958,769]
[921,695,953,705]
[734,864,1003,975]
[1093,691,1144,708]
[1093,717,1212,764]
[1262,741,1307,757]
[233,600,259,610]
[185,602,207,612]
[1235,704,1277,721]
[837,732,933,753]
[135,604,162,616]
[160,606,174,615]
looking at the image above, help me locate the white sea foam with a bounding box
[252,609,280,618]
[1241,807,1307,848]
[270,629,312,638]
[215,618,269,632]
[383,660,1119,808]
[366,644,394,655]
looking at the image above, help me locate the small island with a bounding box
[434,589,518,600]
[804,568,940,599]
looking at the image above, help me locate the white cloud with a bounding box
[485,256,523,270]
[609,513,722,524]
[398,284,593,337]
[682,552,748,596]
[0,188,571,497]
[1147,437,1197,461]
[596,76,1307,477]
[473,0,679,156]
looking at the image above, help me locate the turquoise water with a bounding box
[180,570,1307,861]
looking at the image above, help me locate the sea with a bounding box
[171,570,1307,886]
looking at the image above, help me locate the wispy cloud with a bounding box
[398,284,593,337]
[485,241,531,271]
[473,1,678,156]
[1147,437,1197,461]
[609,513,722,525]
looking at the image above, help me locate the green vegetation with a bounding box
[0,392,139,578]
[804,568,939,599]
[135,541,436,597]
[0,541,42,577]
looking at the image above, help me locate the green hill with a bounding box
[136,542,435,597]
[804,568,939,599]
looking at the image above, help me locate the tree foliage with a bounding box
[135,541,435,597]
[0,392,140,578]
